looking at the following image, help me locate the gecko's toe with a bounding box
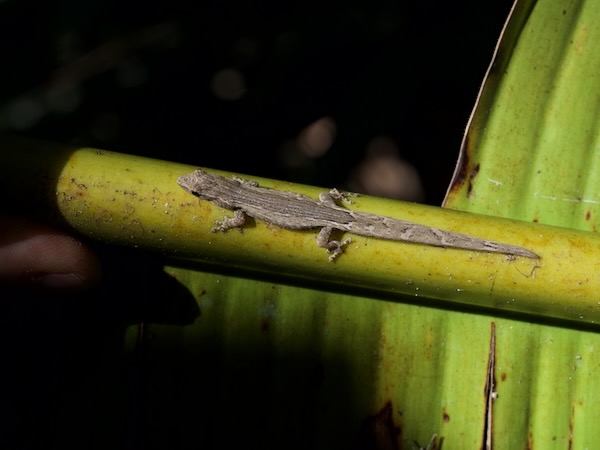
[326,238,353,262]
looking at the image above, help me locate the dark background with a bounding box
[0,0,514,204]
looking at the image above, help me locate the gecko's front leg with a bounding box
[232,176,259,188]
[212,209,247,233]
[317,227,352,261]
[319,188,357,207]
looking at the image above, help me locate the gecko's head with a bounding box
[177,169,220,197]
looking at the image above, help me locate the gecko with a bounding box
[177,169,539,261]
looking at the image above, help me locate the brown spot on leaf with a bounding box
[261,318,270,332]
[445,135,474,199]
[353,402,401,450]
[466,163,480,198]
[526,432,533,450]
[568,406,574,450]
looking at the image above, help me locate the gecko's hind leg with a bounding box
[317,227,352,262]
[212,209,247,233]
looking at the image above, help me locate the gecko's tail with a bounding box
[374,218,540,259]
[424,227,539,259]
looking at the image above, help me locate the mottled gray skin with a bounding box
[177,169,539,261]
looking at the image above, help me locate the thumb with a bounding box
[0,216,102,291]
